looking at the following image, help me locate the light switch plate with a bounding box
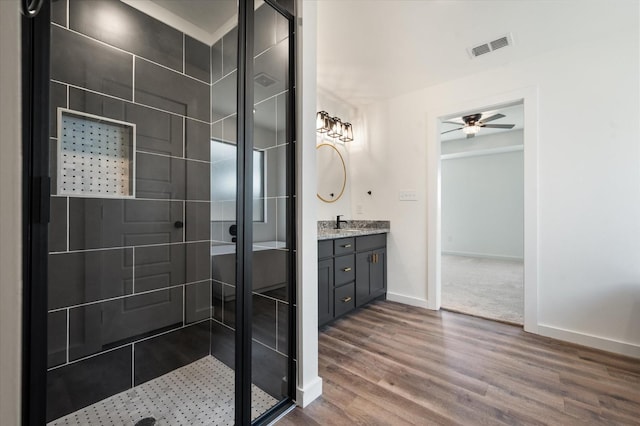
[399,190,417,201]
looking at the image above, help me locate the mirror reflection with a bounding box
[317,143,346,203]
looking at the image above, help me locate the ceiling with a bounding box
[149,0,236,36]
[441,103,523,142]
[317,0,635,107]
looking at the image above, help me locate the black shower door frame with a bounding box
[21,1,297,425]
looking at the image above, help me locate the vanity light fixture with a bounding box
[316,111,354,142]
[316,111,331,133]
[340,122,353,142]
[328,116,343,138]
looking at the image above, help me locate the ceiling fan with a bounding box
[441,113,515,139]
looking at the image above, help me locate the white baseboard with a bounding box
[538,324,640,359]
[442,250,524,261]
[295,376,322,408]
[387,292,431,309]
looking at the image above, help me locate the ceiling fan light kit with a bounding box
[441,112,515,139]
[462,125,479,135]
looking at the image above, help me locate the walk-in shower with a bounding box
[22,0,296,424]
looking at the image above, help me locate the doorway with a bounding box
[439,103,524,324]
[427,89,539,333]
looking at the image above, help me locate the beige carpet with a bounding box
[441,254,523,325]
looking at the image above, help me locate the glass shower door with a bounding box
[38,0,295,424]
[250,1,294,420]
[46,0,239,423]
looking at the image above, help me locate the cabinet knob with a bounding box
[342,267,352,272]
[342,296,352,303]
[342,244,352,248]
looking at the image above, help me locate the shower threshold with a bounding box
[48,356,277,426]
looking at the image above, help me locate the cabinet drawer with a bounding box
[334,237,355,255]
[334,254,355,285]
[334,282,355,317]
[318,240,333,259]
[356,233,386,252]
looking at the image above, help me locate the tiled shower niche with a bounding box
[57,109,135,197]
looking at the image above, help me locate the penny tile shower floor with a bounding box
[48,356,278,426]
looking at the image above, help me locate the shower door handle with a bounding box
[21,0,43,17]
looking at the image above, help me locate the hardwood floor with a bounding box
[278,300,640,425]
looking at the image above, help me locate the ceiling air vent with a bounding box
[471,44,491,57]
[490,36,510,51]
[255,72,277,88]
[468,33,514,59]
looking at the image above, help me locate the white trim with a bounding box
[295,376,323,408]
[538,325,640,359]
[427,87,539,335]
[386,292,429,309]
[441,251,523,262]
[441,144,523,160]
[56,108,137,199]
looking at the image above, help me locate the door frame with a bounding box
[426,87,539,334]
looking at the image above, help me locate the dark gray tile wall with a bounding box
[48,0,213,420]
[48,310,67,368]
[135,58,210,122]
[51,25,133,100]
[68,287,183,361]
[49,197,67,252]
[48,248,134,309]
[185,36,211,83]
[69,0,183,72]
[68,87,184,158]
[51,0,68,27]
[134,321,210,386]
[46,346,132,423]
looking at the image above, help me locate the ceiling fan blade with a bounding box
[443,120,463,125]
[480,113,505,123]
[466,133,475,139]
[441,127,463,134]
[482,124,515,129]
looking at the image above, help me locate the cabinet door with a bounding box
[370,248,386,298]
[355,251,371,307]
[318,258,334,326]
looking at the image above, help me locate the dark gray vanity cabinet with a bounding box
[318,233,387,327]
[355,234,387,307]
[318,258,334,326]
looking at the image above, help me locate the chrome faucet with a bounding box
[336,215,348,229]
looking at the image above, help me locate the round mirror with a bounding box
[316,143,346,203]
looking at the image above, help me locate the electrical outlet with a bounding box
[399,190,417,201]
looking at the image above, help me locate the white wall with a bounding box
[295,0,323,407]
[352,12,640,355]
[0,0,22,422]
[442,131,524,259]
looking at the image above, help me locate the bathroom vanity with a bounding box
[317,221,390,327]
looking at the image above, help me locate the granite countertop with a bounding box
[317,220,390,240]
